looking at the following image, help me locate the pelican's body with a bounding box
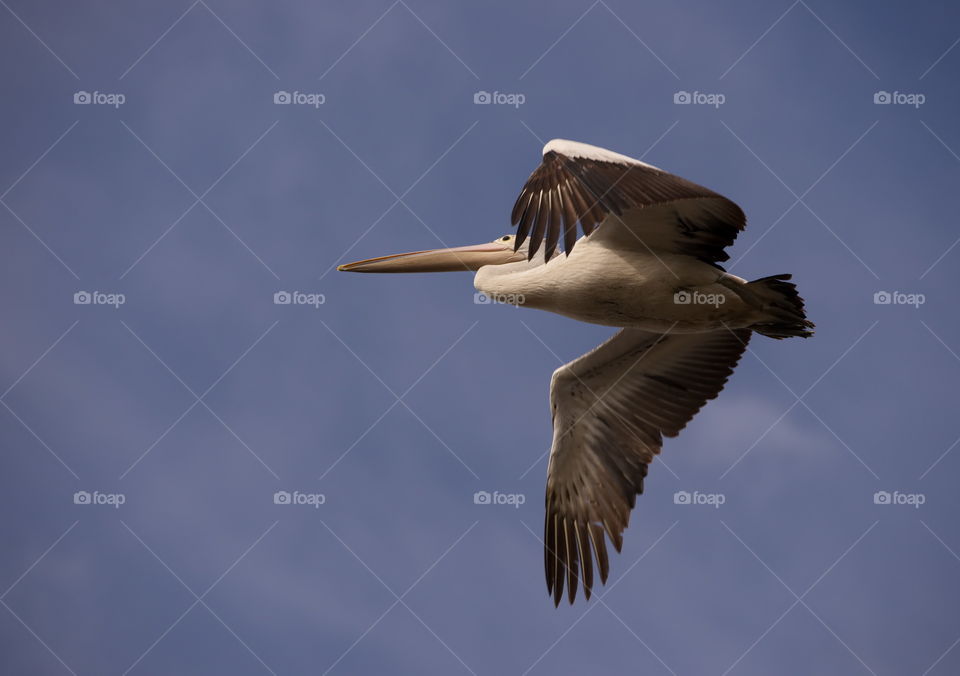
[474,236,757,332]
[339,138,813,606]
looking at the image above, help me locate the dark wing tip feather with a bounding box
[544,497,629,606]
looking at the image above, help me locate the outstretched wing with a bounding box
[544,327,751,605]
[511,139,745,263]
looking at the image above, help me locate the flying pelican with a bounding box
[338,139,813,606]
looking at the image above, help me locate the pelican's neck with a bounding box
[474,249,551,301]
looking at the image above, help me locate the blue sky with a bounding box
[2,1,959,674]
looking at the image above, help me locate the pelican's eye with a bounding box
[501,236,511,242]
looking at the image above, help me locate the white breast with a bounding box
[476,239,654,322]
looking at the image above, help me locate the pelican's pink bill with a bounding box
[337,240,524,273]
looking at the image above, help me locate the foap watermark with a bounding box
[74,90,126,108]
[674,490,725,508]
[474,291,525,306]
[274,290,325,308]
[873,90,925,108]
[473,90,525,108]
[873,490,925,508]
[674,290,725,308]
[873,290,924,308]
[473,490,525,508]
[74,290,125,308]
[74,490,126,508]
[273,490,326,508]
[273,90,325,108]
[674,90,725,108]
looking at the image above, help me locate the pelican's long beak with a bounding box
[337,241,525,273]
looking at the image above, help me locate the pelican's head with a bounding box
[337,234,527,273]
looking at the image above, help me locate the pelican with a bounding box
[338,139,813,606]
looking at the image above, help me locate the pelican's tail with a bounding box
[746,274,814,339]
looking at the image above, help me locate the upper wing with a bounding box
[544,327,751,605]
[511,139,745,263]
